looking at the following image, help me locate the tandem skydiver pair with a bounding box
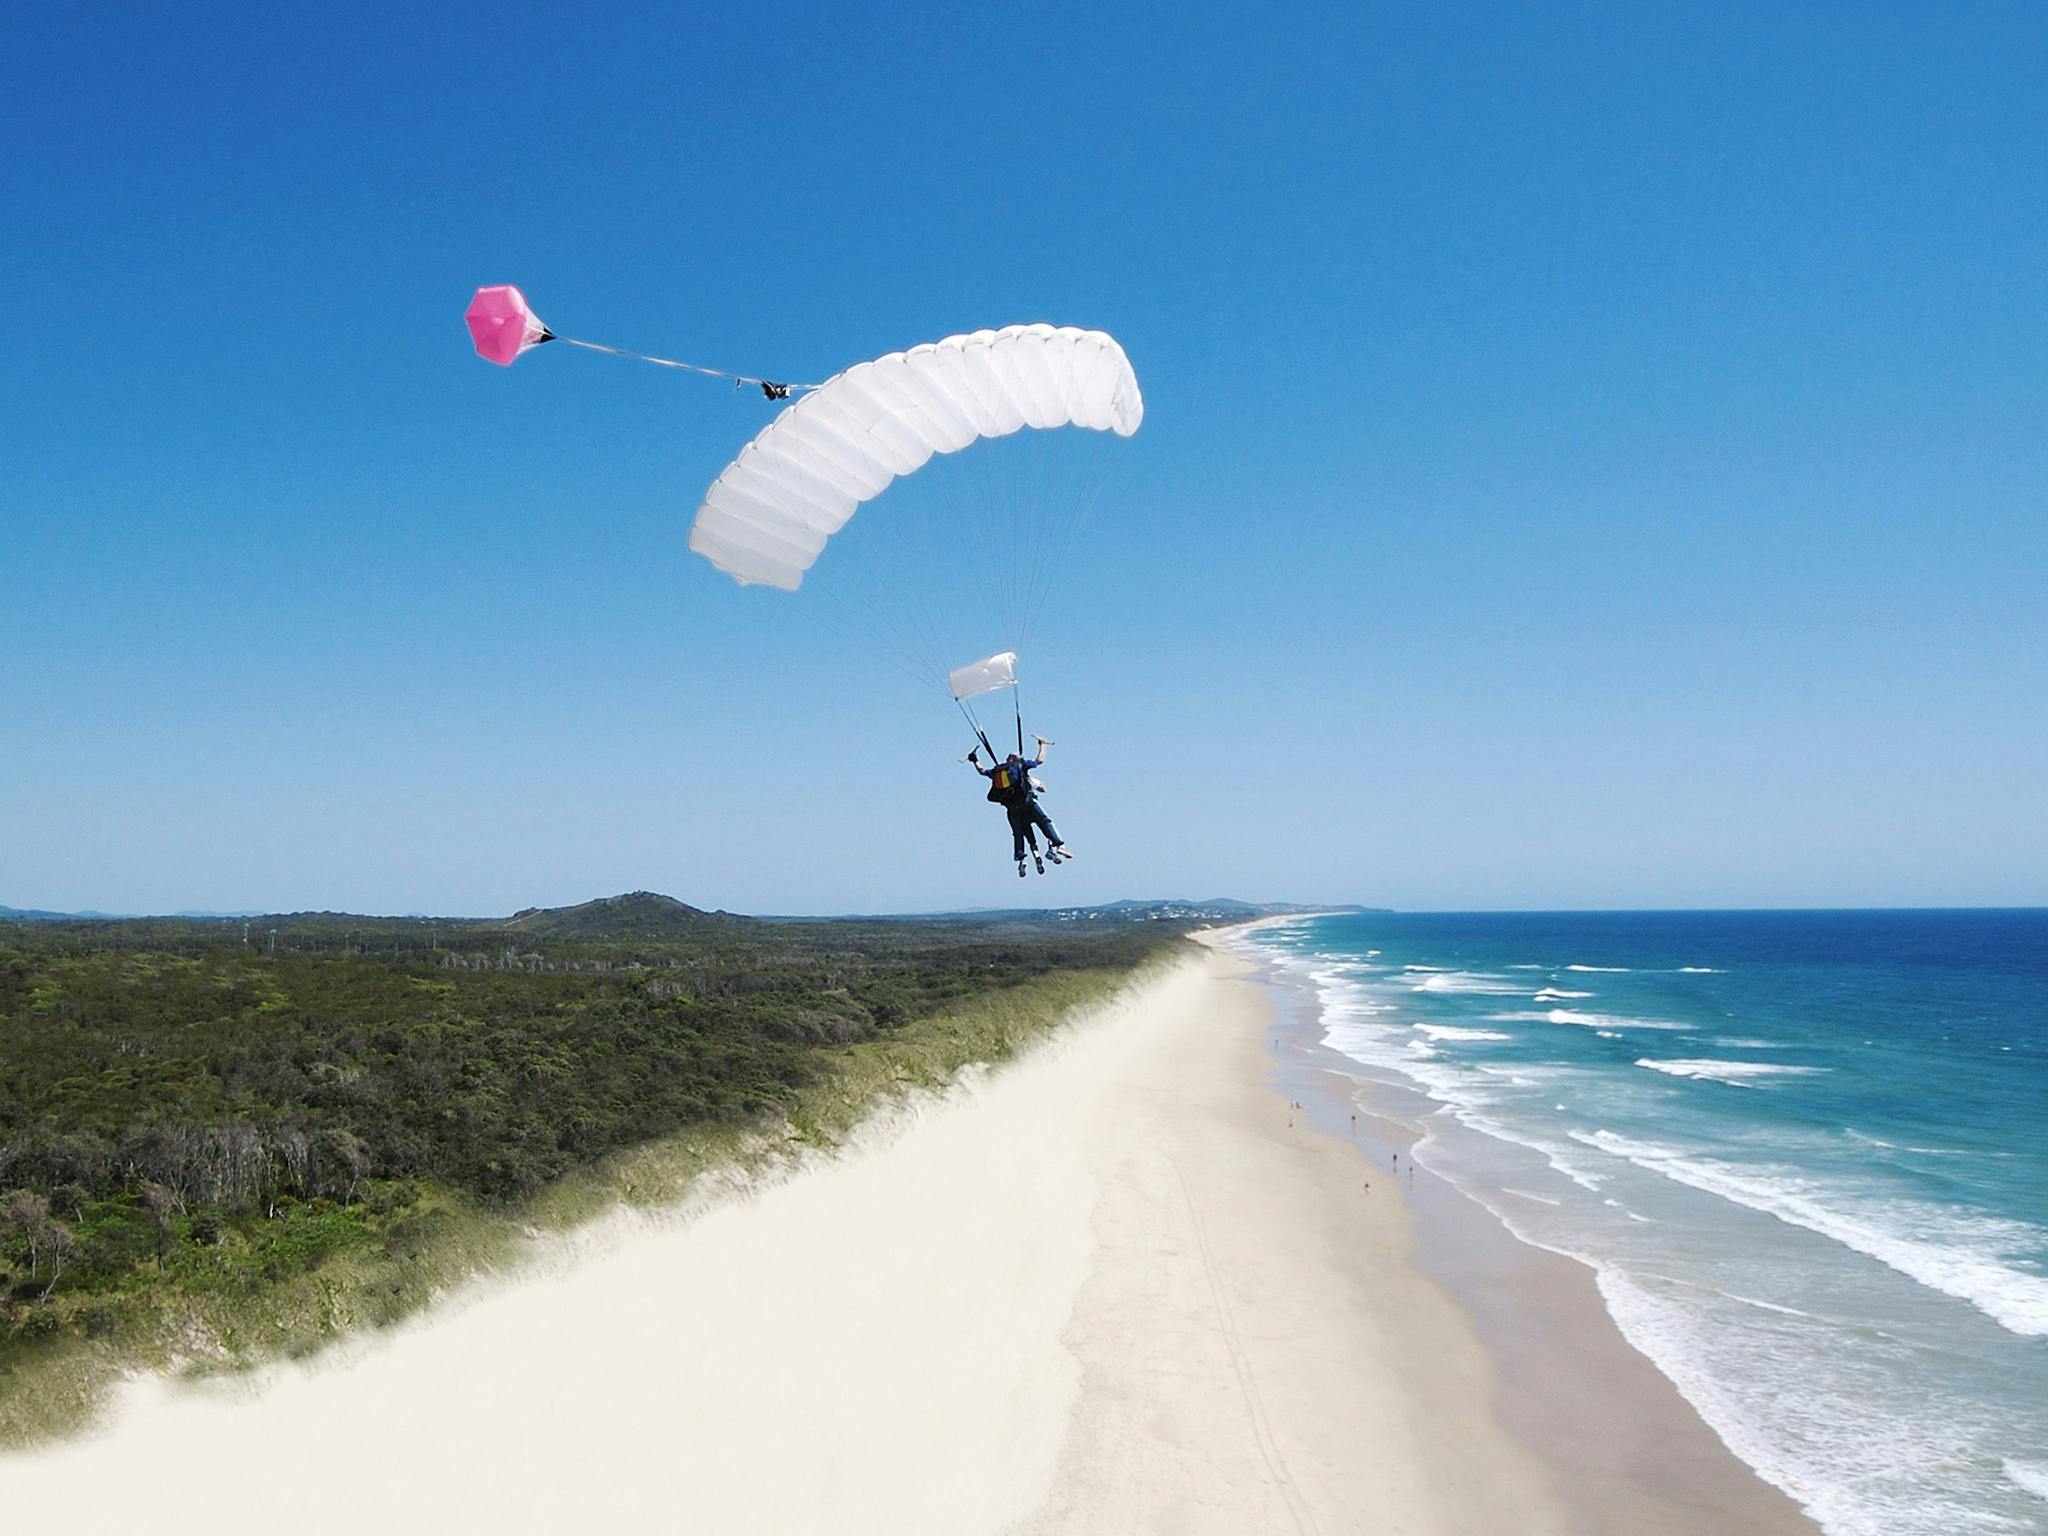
[968,736,1071,878]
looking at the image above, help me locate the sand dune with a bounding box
[3,944,1566,1534]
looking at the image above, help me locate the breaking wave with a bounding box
[1635,1059,1827,1088]
[1572,1130,2048,1339]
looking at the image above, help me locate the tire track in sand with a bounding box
[1170,1154,1318,1535]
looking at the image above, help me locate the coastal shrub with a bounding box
[16,1307,62,1340]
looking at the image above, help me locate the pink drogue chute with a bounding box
[465,284,554,366]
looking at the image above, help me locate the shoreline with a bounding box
[1216,923,1820,1535]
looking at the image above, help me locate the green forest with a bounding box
[0,893,1179,1421]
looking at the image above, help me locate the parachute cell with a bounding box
[688,324,1143,591]
[948,651,1019,702]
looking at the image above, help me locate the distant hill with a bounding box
[498,890,744,938]
[0,905,95,922]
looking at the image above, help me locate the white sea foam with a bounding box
[1687,1294,1835,1327]
[1591,1267,2030,1536]
[1532,986,1593,1000]
[1311,959,1377,982]
[1715,1038,1787,1049]
[1410,971,1523,995]
[1573,1130,2048,1338]
[1485,1007,1692,1031]
[1635,1059,1827,1088]
[2006,1460,2048,1503]
[1547,1009,1604,1026]
[1473,1065,1567,1088]
[1291,963,1482,1103]
[1558,963,1722,974]
[1848,1128,2010,1160]
[1413,1024,1513,1042]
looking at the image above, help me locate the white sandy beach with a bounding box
[5,940,1573,1533]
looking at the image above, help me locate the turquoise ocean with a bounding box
[1239,910,2047,1535]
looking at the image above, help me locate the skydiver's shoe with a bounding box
[1034,853,1046,874]
[1046,847,1065,865]
[1017,860,1028,878]
[1054,844,1074,858]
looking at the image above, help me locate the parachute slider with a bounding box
[949,651,1019,702]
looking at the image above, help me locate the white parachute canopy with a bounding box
[948,650,1018,702]
[688,323,1143,592]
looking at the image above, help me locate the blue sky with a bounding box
[4,3,2043,916]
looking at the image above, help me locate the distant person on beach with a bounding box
[968,737,1070,877]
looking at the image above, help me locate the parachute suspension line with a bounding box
[821,461,956,694]
[985,435,1035,657]
[1009,447,1029,648]
[1015,684,1026,757]
[550,335,814,399]
[806,519,955,688]
[898,484,959,685]
[1019,452,1105,659]
[1020,475,1106,659]
[1014,444,1056,656]
[843,578,945,681]
[792,579,954,697]
[956,697,997,762]
[971,435,1011,650]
